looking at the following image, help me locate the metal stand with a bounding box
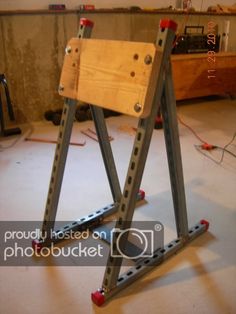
[33,18,209,306]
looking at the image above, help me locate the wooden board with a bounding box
[171,52,236,100]
[59,38,157,118]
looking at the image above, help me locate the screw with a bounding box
[144,55,152,65]
[58,85,64,92]
[65,46,72,54]
[134,103,142,113]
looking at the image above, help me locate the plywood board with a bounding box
[59,38,157,118]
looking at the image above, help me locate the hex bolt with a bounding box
[58,85,64,92]
[65,46,72,54]
[144,55,152,65]
[134,103,142,113]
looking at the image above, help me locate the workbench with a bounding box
[171,52,236,100]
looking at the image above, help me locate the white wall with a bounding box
[0,0,236,11]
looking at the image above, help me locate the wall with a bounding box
[0,13,79,122]
[0,11,236,122]
[0,0,236,12]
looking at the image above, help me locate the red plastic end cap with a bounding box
[160,19,178,32]
[156,116,163,124]
[139,189,145,200]
[91,291,105,306]
[200,219,210,231]
[32,239,43,253]
[80,18,94,28]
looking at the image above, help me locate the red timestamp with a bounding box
[207,51,216,78]
[207,21,217,79]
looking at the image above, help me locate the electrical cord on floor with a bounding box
[177,115,236,164]
[177,116,206,144]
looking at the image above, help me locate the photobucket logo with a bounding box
[4,242,104,261]
[110,223,163,260]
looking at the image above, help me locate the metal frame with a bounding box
[34,18,209,306]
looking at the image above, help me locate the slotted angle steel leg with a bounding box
[79,20,122,203]
[90,105,122,203]
[161,61,189,239]
[41,98,77,237]
[100,21,177,292]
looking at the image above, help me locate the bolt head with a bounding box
[58,85,64,92]
[65,46,72,54]
[144,55,152,65]
[134,103,142,113]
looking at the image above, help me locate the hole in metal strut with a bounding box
[137,132,142,141]
[134,147,139,155]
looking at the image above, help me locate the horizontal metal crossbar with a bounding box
[91,220,209,306]
[33,191,145,249]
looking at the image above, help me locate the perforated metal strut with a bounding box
[100,19,179,293]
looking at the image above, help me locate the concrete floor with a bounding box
[0,97,236,314]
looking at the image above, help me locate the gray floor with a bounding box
[0,97,236,314]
